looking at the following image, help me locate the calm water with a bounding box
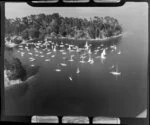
[5,3,148,117]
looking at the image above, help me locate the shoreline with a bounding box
[46,33,123,42]
[5,33,123,48]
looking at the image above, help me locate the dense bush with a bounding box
[22,29,29,40]
[29,28,40,39]
[4,58,27,81]
[12,38,22,44]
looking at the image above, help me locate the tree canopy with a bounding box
[5,13,122,40]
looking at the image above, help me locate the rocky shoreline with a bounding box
[4,57,40,88]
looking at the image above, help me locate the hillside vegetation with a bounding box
[5,13,122,40]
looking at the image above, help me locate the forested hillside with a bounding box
[5,13,122,40]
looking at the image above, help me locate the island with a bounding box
[5,13,123,45]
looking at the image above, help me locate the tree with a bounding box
[22,29,29,40]
[29,28,40,39]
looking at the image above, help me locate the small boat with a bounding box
[60,63,67,67]
[51,55,55,58]
[30,64,35,67]
[94,49,99,53]
[45,59,50,62]
[18,45,23,48]
[39,51,43,54]
[59,49,65,52]
[110,45,117,51]
[46,52,51,55]
[19,48,24,51]
[55,69,61,72]
[29,57,36,62]
[110,71,121,76]
[28,52,33,55]
[62,52,67,55]
[117,50,121,55]
[60,45,64,48]
[110,65,115,69]
[111,49,114,52]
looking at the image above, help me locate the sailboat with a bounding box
[89,57,94,64]
[76,67,80,74]
[100,49,107,64]
[87,54,91,61]
[69,76,73,81]
[100,49,106,59]
[68,55,75,62]
[68,45,71,51]
[88,49,92,54]
[110,65,121,76]
[76,46,80,52]
[53,45,56,52]
[84,41,89,50]
[20,52,25,57]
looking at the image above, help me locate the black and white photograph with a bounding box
[4,2,148,118]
